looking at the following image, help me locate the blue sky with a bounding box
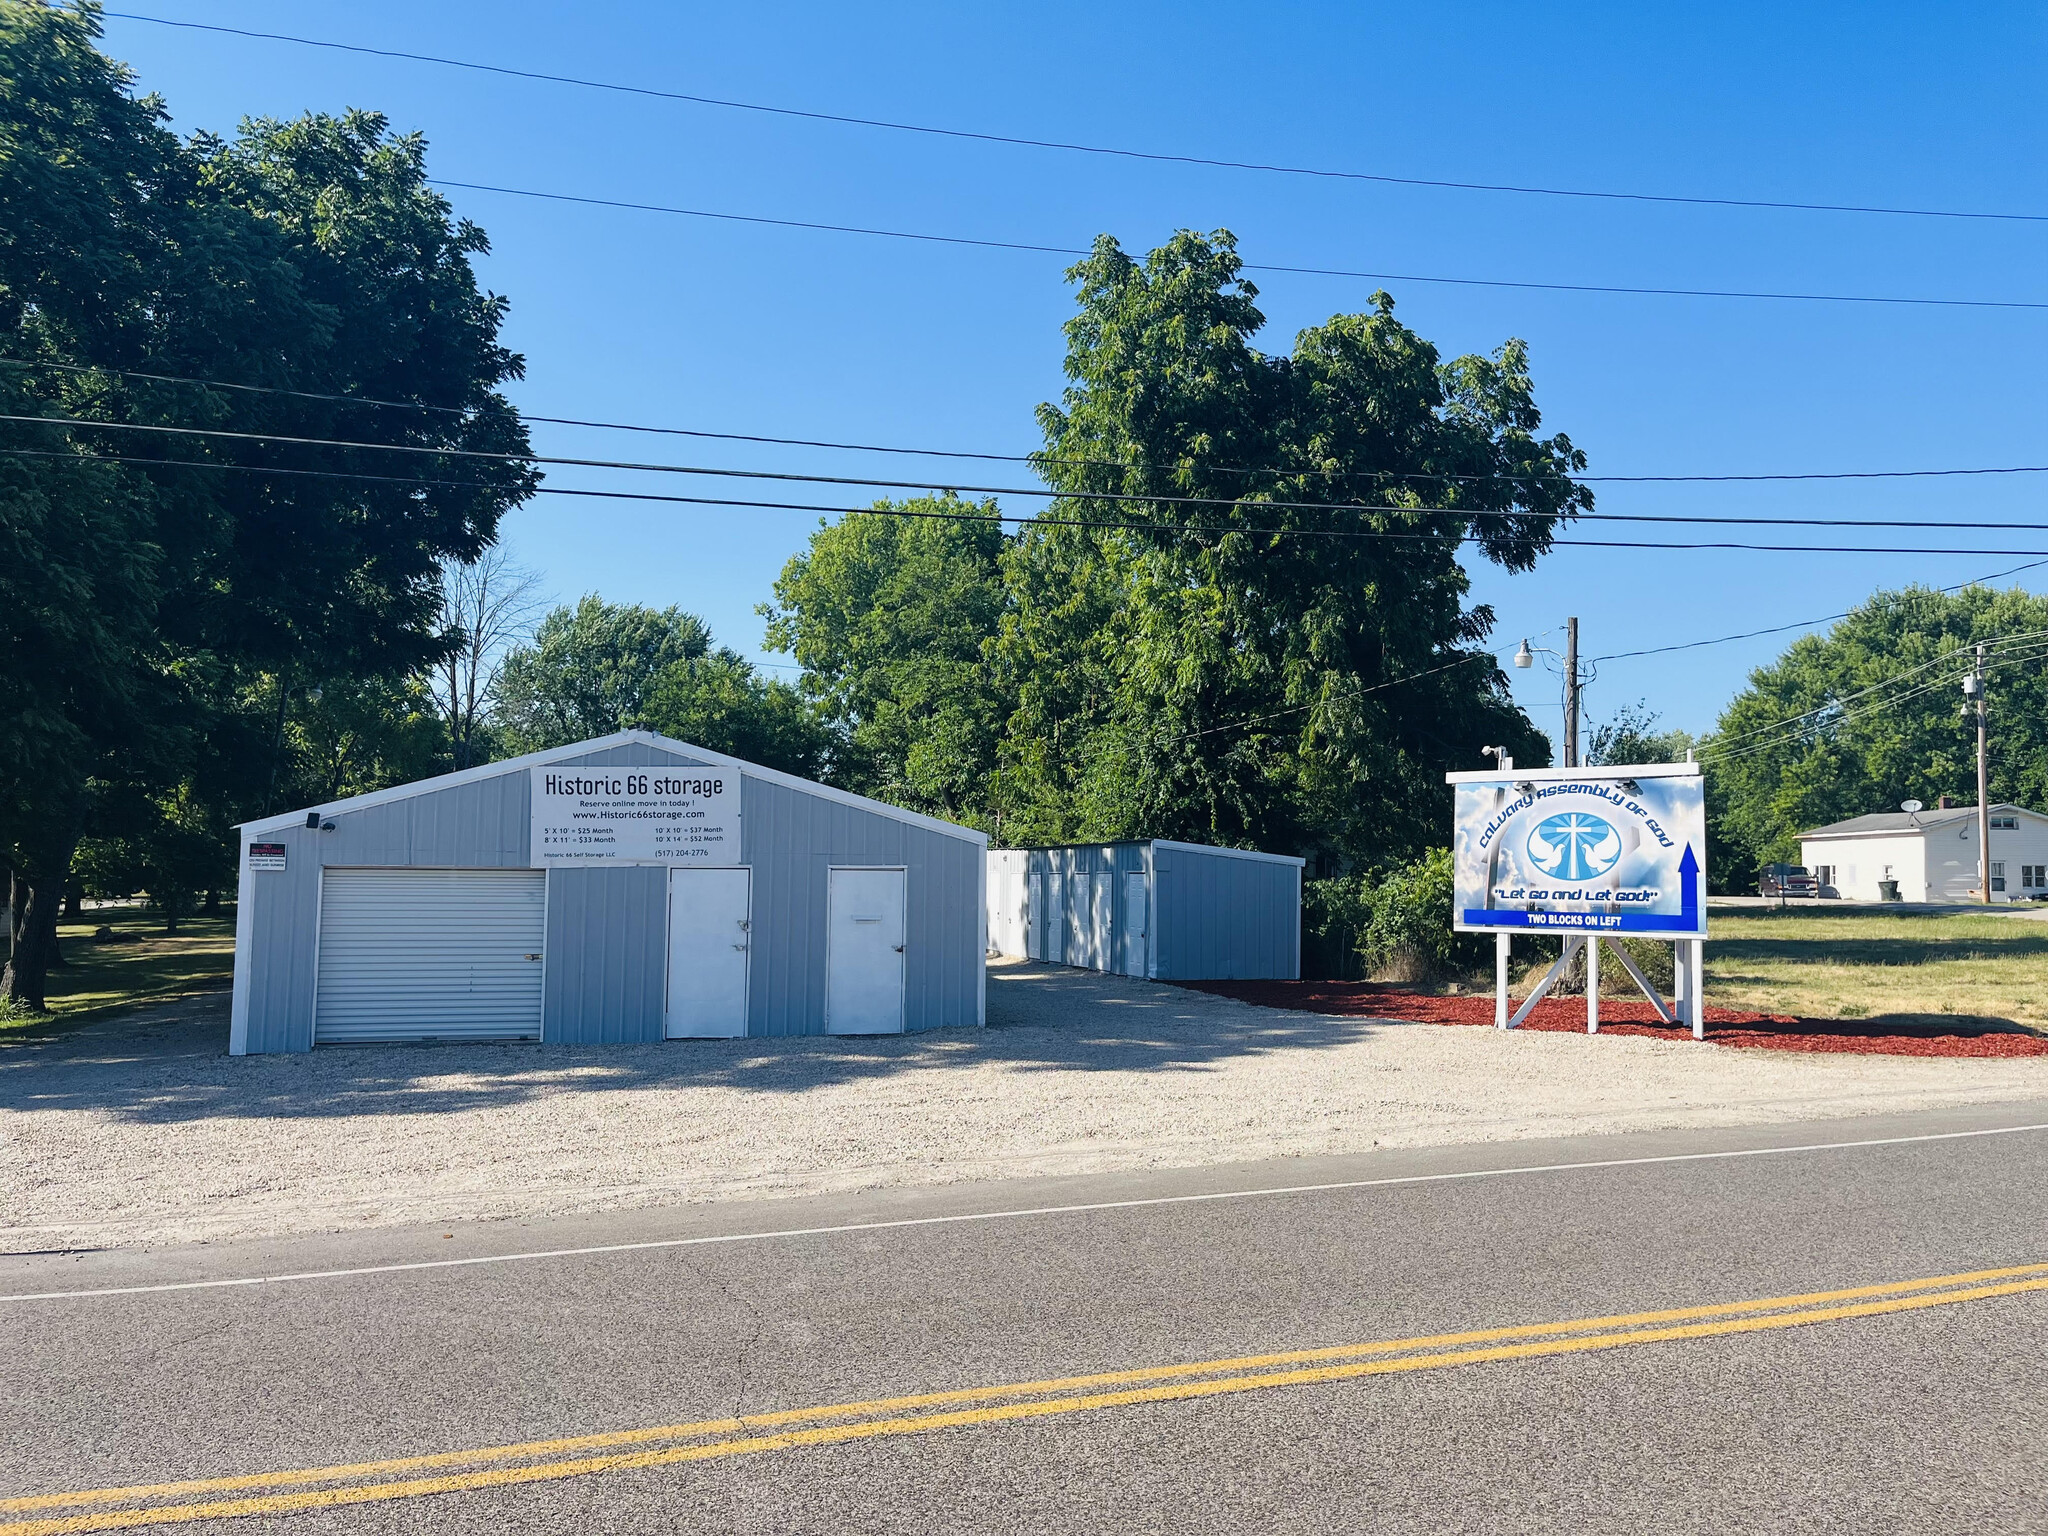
[98,2,2048,745]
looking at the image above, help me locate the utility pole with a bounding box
[1975,641,1990,904]
[1563,616,1580,769]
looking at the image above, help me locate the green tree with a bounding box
[2,6,533,1004]
[1703,585,2048,886]
[762,501,1010,824]
[1587,702,1696,767]
[493,598,713,751]
[995,231,1580,862]
[640,654,833,780]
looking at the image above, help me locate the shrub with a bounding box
[1359,848,1496,982]
[1302,874,1373,980]
[1306,849,1495,984]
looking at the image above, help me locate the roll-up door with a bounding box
[315,868,547,1044]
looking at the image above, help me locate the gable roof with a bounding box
[238,729,987,844]
[1799,803,2039,839]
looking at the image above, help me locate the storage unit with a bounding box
[229,730,986,1053]
[986,840,1303,981]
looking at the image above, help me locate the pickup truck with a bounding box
[1758,863,1819,898]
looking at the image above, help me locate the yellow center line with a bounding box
[7,1265,2044,1535]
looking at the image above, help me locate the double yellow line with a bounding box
[9,1260,2046,1534]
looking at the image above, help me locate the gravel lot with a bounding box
[6,959,2046,1251]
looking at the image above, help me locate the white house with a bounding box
[1798,802,2048,903]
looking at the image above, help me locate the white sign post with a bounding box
[530,765,740,866]
[1447,764,1708,1039]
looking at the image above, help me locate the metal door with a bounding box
[1090,872,1113,969]
[666,867,751,1038]
[826,867,906,1034]
[1121,870,1149,977]
[314,868,546,1044]
[1043,871,1066,964]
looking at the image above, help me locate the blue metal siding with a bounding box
[741,773,982,1035]
[1153,847,1300,980]
[233,735,984,1051]
[236,824,323,1055]
[1012,840,1298,980]
[543,865,669,1043]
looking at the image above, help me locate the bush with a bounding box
[1302,874,1373,980]
[1359,848,1496,982]
[1304,849,1494,984]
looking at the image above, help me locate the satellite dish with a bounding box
[1901,799,1924,814]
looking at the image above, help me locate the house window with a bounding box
[2025,865,2045,890]
[1992,815,2019,830]
[1991,860,2007,892]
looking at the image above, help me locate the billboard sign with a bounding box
[530,766,740,866]
[1447,765,1706,936]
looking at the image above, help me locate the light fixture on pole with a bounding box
[1510,621,1584,767]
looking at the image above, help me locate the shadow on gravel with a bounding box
[0,962,1390,1125]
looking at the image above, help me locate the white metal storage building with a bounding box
[986,840,1303,980]
[230,730,986,1053]
[1799,802,2048,902]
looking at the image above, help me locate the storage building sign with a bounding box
[1449,766,1706,936]
[530,766,739,866]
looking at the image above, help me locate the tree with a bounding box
[492,598,713,751]
[761,500,1010,823]
[640,654,834,780]
[994,231,1582,863]
[2,6,534,1005]
[431,547,546,769]
[1704,585,2048,886]
[1587,702,1696,767]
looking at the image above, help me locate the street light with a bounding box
[1513,621,1582,767]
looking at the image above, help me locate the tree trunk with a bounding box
[2,875,62,1009]
[2,838,78,1010]
[62,883,82,921]
[203,888,221,916]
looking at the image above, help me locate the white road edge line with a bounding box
[7,1121,2046,1303]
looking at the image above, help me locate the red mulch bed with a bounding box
[1175,980,2048,1059]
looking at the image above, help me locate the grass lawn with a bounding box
[1,905,235,1032]
[1702,905,2048,1034]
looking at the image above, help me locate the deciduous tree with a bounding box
[1,5,534,1003]
[995,232,1580,863]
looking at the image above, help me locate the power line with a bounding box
[0,410,1592,520]
[13,358,2048,488]
[1588,558,2048,663]
[101,10,2048,227]
[1699,629,2048,762]
[1702,647,2048,765]
[14,443,2048,559]
[22,421,2048,552]
[431,178,2048,314]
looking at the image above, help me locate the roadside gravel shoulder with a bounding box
[5,961,2044,1250]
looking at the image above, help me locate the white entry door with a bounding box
[827,867,906,1034]
[666,868,751,1038]
[1121,871,1149,977]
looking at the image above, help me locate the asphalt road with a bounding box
[6,1103,2048,1534]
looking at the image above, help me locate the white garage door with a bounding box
[315,868,547,1044]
